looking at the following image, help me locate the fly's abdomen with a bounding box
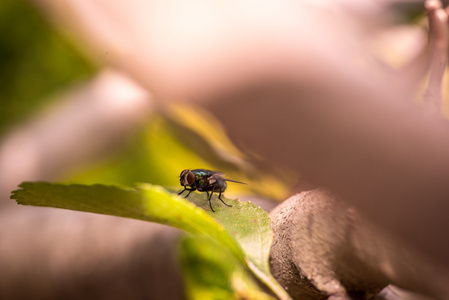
[214,180,227,193]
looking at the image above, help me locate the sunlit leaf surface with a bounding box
[11,182,291,300]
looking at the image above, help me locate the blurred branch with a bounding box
[270,190,448,299]
[423,0,448,115]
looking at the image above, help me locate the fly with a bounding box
[178,169,246,212]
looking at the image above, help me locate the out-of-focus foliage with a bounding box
[179,236,275,300]
[0,0,95,135]
[66,112,292,200]
[65,116,219,189]
[389,1,428,23]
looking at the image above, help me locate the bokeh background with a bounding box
[1,0,449,299]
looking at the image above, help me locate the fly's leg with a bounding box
[178,187,195,198]
[208,191,215,212]
[178,187,187,195]
[218,191,232,207]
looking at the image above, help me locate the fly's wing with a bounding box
[208,170,226,176]
[206,171,225,185]
[209,172,247,185]
[223,178,247,185]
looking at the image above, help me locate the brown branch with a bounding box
[424,0,448,116]
[270,190,449,299]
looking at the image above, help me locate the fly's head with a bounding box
[180,169,196,187]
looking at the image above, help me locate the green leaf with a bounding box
[11,182,291,300]
[0,0,95,135]
[179,235,236,300]
[179,235,276,300]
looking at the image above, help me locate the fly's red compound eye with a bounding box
[187,171,195,185]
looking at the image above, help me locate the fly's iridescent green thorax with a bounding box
[194,170,209,189]
[178,169,246,212]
